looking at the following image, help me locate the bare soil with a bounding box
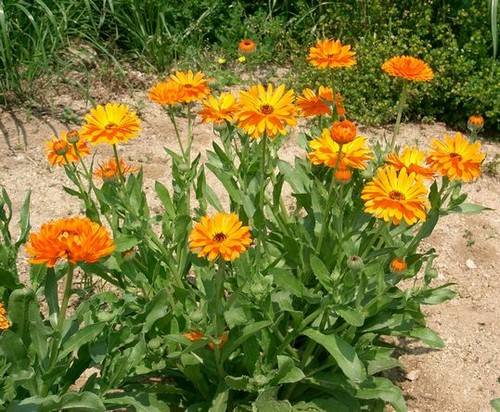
[0,93,499,411]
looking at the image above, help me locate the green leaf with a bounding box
[410,327,444,348]
[224,307,248,329]
[449,202,492,214]
[206,164,242,204]
[59,322,106,359]
[59,392,106,411]
[302,329,366,383]
[15,191,31,247]
[270,267,304,297]
[491,398,500,412]
[155,181,175,219]
[274,355,305,385]
[221,320,271,362]
[143,289,170,333]
[114,235,140,252]
[418,284,456,305]
[209,385,229,412]
[337,308,365,327]
[356,377,407,412]
[310,256,332,291]
[8,288,35,342]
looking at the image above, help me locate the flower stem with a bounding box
[213,261,226,378]
[391,83,408,150]
[256,136,267,273]
[112,144,125,183]
[186,104,194,161]
[167,109,185,157]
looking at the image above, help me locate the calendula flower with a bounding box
[335,167,353,184]
[0,302,10,331]
[200,93,239,125]
[183,330,205,342]
[361,166,429,225]
[148,80,183,106]
[26,217,115,267]
[309,129,373,169]
[189,212,252,261]
[46,130,91,166]
[330,120,357,144]
[382,56,434,82]
[93,158,138,182]
[217,57,227,65]
[308,39,356,69]
[236,84,297,139]
[80,103,141,145]
[426,133,485,182]
[386,147,434,180]
[467,115,484,132]
[169,70,210,103]
[238,56,247,63]
[239,39,256,54]
[296,87,332,117]
[390,257,407,273]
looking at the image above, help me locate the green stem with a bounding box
[390,83,408,150]
[256,136,267,273]
[213,261,226,378]
[167,109,185,157]
[112,144,124,183]
[186,104,194,161]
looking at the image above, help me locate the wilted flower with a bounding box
[94,158,138,182]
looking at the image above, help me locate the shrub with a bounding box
[0,55,489,409]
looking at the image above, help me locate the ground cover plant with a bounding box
[0,39,491,411]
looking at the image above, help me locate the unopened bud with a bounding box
[347,255,364,271]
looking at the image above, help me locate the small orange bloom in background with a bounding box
[94,157,138,182]
[330,120,357,144]
[426,133,485,182]
[169,70,211,103]
[26,217,115,267]
[237,84,297,139]
[208,332,228,351]
[148,80,183,106]
[239,39,256,54]
[390,257,408,273]
[335,167,352,184]
[200,92,239,125]
[386,147,434,180]
[80,103,141,145]
[46,130,91,166]
[335,93,346,119]
[183,330,205,342]
[189,212,252,261]
[297,87,332,117]
[467,115,484,131]
[0,302,10,331]
[309,129,373,170]
[382,56,434,82]
[361,166,429,225]
[308,39,356,69]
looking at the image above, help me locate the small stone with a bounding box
[465,259,477,269]
[406,370,420,381]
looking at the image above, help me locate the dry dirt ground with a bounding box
[0,93,499,411]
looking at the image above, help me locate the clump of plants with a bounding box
[0,39,488,411]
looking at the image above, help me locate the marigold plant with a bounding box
[308,39,356,69]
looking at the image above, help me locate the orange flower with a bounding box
[189,212,252,261]
[237,84,297,139]
[239,39,256,54]
[335,167,352,184]
[80,103,141,145]
[148,80,183,106]
[200,92,239,125]
[208,332,228,351]
[382,56,434,82]
[308,39,356,69]
[467,115,484,131]
[0,302,10,331]
[94,158,138,182]
[426,133,485,182]
[46,130,91,167]
[184,330,205,342]
[330,120,357,144]
[169,70,211,103]
[390,257,407,273]
[26,217,115,267]
[361,166,429,225]
[309,129,372,170]
[386,147,434,180]
[297,87,332,117]
[335,93,346,119]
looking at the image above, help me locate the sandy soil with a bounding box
[0,94,499,411]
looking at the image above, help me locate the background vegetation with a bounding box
[0,0,498,131]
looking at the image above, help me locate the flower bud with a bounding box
[53,140,69,156]
[390,257,407,273]
[467,115,484,132]
[66,129,80,144]
[335,167,352,184]
[330,120,356,144]
[347,255,364,271]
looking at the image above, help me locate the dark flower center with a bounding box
[260,104,274,115]
[105,122,117,130]
[213,232,227,242]
[449,152,462,160]
[389,190,405,201]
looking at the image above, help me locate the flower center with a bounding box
[449,152,462,160]
[260,104,274,115]
[184,83,194,89]
[105,122,117,130]
[213,232,227,242]
[389,190,405,201]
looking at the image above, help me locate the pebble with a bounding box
[465,259,477,269]
[406,370,420,381]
